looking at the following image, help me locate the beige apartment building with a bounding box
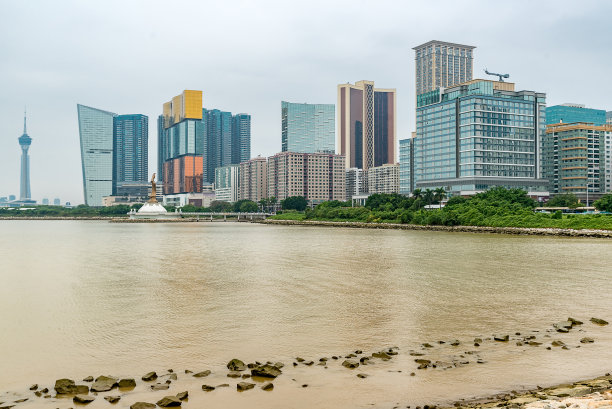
[267,152,345,204]
[239,156,268,202]
[367,163,400,194]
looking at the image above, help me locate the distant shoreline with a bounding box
[261,219,612,238]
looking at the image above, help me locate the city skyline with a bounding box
[1,1,612,204]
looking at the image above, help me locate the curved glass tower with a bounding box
[18,113,32,200]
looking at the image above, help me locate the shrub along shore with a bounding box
[266,188,612,234]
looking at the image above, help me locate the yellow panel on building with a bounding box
[183,90,203,119]
[172,95,183,124]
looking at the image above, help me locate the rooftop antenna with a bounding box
[24,106,27,134]
[484,68,509,82]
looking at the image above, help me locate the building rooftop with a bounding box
[413,40,476,51]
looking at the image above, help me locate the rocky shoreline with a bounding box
[261,219,612,238]
[0,317,608,409]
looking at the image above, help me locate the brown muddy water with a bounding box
[0,221,610,409]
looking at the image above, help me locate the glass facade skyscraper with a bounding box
[78,104,116,206]
[281,101,335,154]
[402,80,548,197]
[232,114,251,164]
[546,104,606,126]
[399,138,413,195]
[113,114,148,196]
[413,40,475,95]
[203,109,233,183]
[337,80,396,170]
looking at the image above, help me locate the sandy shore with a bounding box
[261,219,612,238]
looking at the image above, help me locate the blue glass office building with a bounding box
[78,104,116,206]
[546,104,606,126]
[402,80,548,196]
[113,114,148,196]
[399,138,413,195]
[281,101,335,154]
[232,114,251,164]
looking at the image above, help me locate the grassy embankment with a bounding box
[268,188,612,231]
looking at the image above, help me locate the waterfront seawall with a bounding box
[261,219,612,238]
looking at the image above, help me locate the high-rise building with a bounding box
[542,122,612,200]
[42,198,49,205]
[399,138,413,195]
[157,115,164,181]
[203,109,233,183]
[281,101,335,154]
[402,79,548,197]
[267,152,345,204]
[413,40,475,95]
[232,114,251,164]
[18,112,32,200]
[607,111,612,125]
[53,198,60,206]
[337,80,396,170]
[366,163,400,194]
[113,114,148,196]
[215,164,240,203]
[546,104,606,126]
[159,91,205,194]
[239,156,268,202]
[78,104,116,206]
[345,168,363,201]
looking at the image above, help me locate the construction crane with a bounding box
[484,68,509,82]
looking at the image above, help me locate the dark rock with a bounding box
[104,396,121,403]
[355,350,363,354]
[332,356,338,359]
[422,343,434,348]
[242,374,251,378]
[165,373,178,380]
[450,340,460,346]
[342,360,359,369]
[357,373,368,378]
[141,372,157,381]
[415,359,431,365]
[551,340,565,347]
[73,394,95,404]
[29,384,38,390]
[247,363,257,368]
[295,357,305,362]
[156,396,182,407]
[237,382,255,391]
[529,341,542,346]
[345,353,356,358]
[227,371,242,378]
[292,362,298,367]
[118,378,136,388]
[54,379,89,395]
[91,375,118,392]
[82,376,94,382]
[494,335,509,342]
[410,372,415,376]
[553,321,573,332]
[302,384,308,388]
[580,337,595,343]
[151,383,169,390]
[216,384,230,388]
[34,391,42,397]
[201,385,215,391]
[251,364,282,378]
[130,403,156,409]
[372,351,391,359]
[474,338,483,344]
[590,317,609,326]
[274,362,284,369]
[193,370,211,378]
[184,370,192,374]
[261,382,274,391]
[40,387,48,393]
[568,317,583,325]
[319,357,328,362]
[360,357,370,364]
[176,391,188,400]
[227,359,246,371]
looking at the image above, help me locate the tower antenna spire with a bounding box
[23,106,27,134]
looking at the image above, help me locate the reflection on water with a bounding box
[0,221,611,408]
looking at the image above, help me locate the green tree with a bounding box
[433,187,446,204]
[281,196,307,211]
[546,193,580,208]
[423,189,434,207]
[239,200,258,212]
[209,201,233,212]
[411,188,422,201]
[594,194,612,212]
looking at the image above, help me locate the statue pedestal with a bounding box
[130,202,180,220]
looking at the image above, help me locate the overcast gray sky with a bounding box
[1,0,611,204]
